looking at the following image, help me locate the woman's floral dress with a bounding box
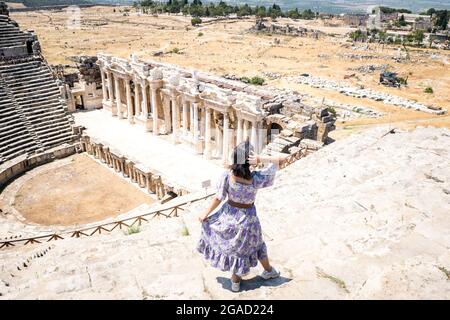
[197,164,277,276]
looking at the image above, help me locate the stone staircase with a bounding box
[0,82,38,163]
[0,14,35,49]
[0,56,75,164]
[0,199,288,300]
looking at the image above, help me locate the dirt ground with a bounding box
[10,6,450,139]
[13,154,153,226]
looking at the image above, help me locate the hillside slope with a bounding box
[0,126,449,299]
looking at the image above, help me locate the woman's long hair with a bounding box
[231,140,254,180]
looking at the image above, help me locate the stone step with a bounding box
[8,82,58,95]
[29,113,69,126]
[13,88,60,101]
[0,105,17,115]
[0,56,73,163]
[0,137,36,155]
[27,105,65,119]
[1,67,50,79]
[1,143,37,162]
[0,59,41,70]
[0,62,42,73]
[0,34,26,41]
[34,121,72,136]
[32,120,70,134]
[24,103,62,114]
[0,130,32,149]
[18,96,60,109]
[0,113,24,126]
[0,34,31,42]
[0,124,27,138]
[0,40,27,47]
[2,72,53,84]
[6,78,55,90]
[40,133,73,148]
[24,106,64,118]
[2,73,54,85]
[0,64,44,75]
[0,29,29,35]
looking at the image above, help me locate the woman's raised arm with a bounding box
[248,153,290,168]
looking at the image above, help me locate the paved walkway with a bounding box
[74,110,224,192]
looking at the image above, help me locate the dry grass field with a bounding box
[10,6,450,139]
[13,154,153,226]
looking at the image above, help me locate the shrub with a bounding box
[397,77,408,86]
[181,225,190,236]
[240,76,265,85]
[424,87,434,94]
[191,17,202,26]
[171,47,181,54]
[250,76,265,86]
[197,32,204,37]
[126,225,141,235]
[327,107,337,117]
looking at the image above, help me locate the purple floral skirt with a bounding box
[197,202,268,276]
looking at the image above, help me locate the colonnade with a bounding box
[81,135,189,199]
[99,65,264,164]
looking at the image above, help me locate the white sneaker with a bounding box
[260,267,280,280]
[231,280,241,292]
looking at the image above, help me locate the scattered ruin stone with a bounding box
[250,19,324,39]
[295,74,446,115]
[379,71,405,88]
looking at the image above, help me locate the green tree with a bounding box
[288,8,300,19]
[412,30,424,45]
[255,6,267,18]
[434,10,449,30]
[301,9,315,20]
[191,17,202,26]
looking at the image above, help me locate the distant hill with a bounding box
[7,0,92,7]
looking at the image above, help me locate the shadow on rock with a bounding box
[217,276,292,292]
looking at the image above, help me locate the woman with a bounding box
[197,141,288,292]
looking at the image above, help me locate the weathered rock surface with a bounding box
[296,75,446,115]
[1,126,449,299]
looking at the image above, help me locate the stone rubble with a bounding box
[295,75,446,115]
[349,64,390,74]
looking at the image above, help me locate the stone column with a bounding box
[193,102,199,145]
[150,86,159,135]
[257,121,265,153]
[243,120,249,141]
[236,117,243,145]
[215,113,223,158]
[182,100,188,135]
[142,83,148,120]
[114,76,121,118]
[163,97,172,135]
[204,107,211,159]
[100,69,107,103]
[125,79,134,123]
[222,112,229,164]
[190,103,194,138]
[251,120,258,151]
[200,108,205,139]
[230,128,236,157]
[134,82,141,118]
[171,95,179,143]
[107,71,114,105]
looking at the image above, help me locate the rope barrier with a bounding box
[0,146,311,250]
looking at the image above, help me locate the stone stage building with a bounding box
[97,53,335,164]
